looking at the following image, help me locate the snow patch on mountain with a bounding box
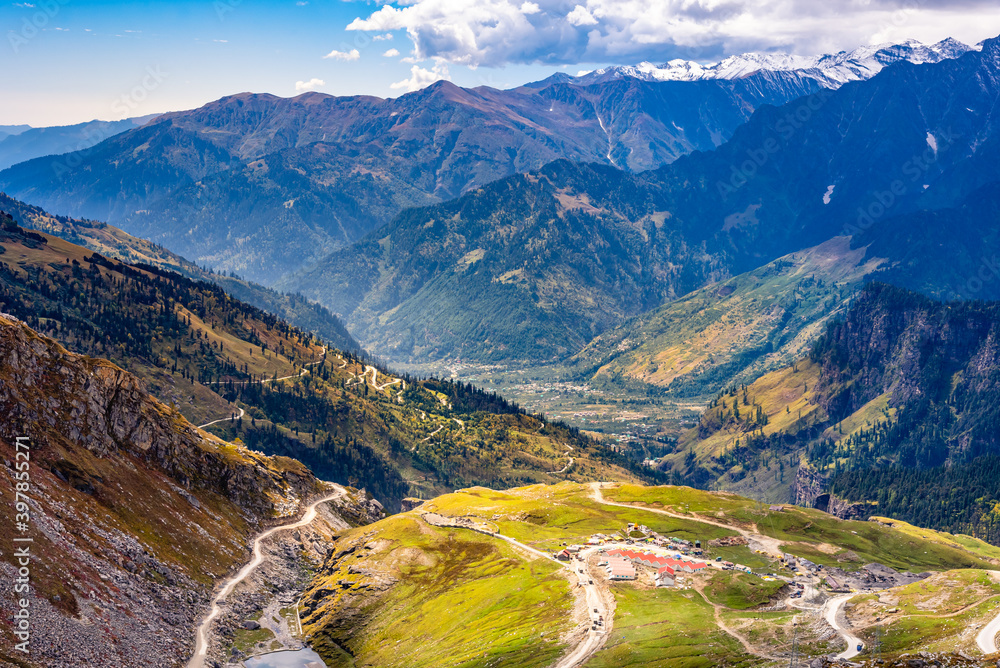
[823,185,836,205]
[578,38,977,90]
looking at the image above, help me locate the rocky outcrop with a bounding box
[0,317,327,667]
[792,464,871,520]
[791,463,828,508]
[400,497,425,512]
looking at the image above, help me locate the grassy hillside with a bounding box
[300,482,1000,667]
[302,512,574,668]
[668,284,1000,542]
[0,214,649,510]
[0,192,360,353]
[571,237,881,398]
[603,484,1000,572]
[844,569,1000,655]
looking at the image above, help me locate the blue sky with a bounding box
[5,0,1000,127]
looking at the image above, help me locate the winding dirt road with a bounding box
[823,594,863,660]
[553,443,575,474]
[186,488,344,668]
[434,517,613,668]
[197,406,246,430]
[589,483,784,557]
[977,589,1000,654]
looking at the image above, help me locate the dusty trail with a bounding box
[823,594,863,659]
[198,349,327,430]
[428,515,613,668]
[589,483,784,557]
[976,572,1000,654]
[553,443,575,474]
[207,348,327,387]
[197,406,246,430]
[692,580,779,661]
[186,488,344,668]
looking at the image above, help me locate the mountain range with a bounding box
[577,38,978,87]
[281,36,1000,368]
[5,28,1000,667]
[0,213,651,511]
[0,74,826,282]
[0,115,158,171]
[0,191,361,354]
[4,37,970,285]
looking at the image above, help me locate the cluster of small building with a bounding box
[782,553,821,575]
[604,549,709,587]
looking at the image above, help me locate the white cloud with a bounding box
[390,61,450,91]
[383,48,401,57]
[344,0,1000,68]
[373,33,394,41]
[323,48,361,61]
[566,5,597,27]
[295,78,325,92]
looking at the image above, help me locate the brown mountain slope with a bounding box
[0,314,328,667]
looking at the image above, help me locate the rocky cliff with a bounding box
[791,463,871,520]
[0,315,327,667]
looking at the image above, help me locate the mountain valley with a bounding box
[4,17,1000,668]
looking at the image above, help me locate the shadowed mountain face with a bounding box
[676,282,1000,542]
[0,75,823,283]
[281,37,1000,365]
[0,191,361,354]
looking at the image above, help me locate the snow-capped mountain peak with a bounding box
[577,38,977,89]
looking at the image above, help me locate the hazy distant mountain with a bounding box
[0,115,158,170]
[0,191,361,354]
[282,36,1000,364]
[0,74,822,283]
[0,124,30,143]
[578,38,977,88]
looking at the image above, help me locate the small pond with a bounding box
[243,648,327,668]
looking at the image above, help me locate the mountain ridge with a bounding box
[282,35,1000,366]
[579,37,978,87]
[0,67,825,282]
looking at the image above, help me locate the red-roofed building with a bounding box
[606,556,636,581]
[655,566,675,587]
[609,549,708,574]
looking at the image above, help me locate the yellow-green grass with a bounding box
[606,484,753,515]
[676,359,826,464]
[703,571,786,610]
[233,627,276,653]
[580,236,878,392]
[707,546,773,571]
[588,586,755,667]
[604,485,1000,574]
[867,517,1000,564]
[847,570,1000,654]
[422,483,739,553]
[822,392,895,450]
[304,513,573,668]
